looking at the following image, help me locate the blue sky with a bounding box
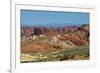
[21,10,89,27]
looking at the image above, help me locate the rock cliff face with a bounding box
[21,25,79,37]
[21,24,89,39]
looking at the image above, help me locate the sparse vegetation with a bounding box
[21,46,89,63]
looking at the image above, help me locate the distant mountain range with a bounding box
[21,24,89,37]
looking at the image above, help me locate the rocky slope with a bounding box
[21,24,89,53]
